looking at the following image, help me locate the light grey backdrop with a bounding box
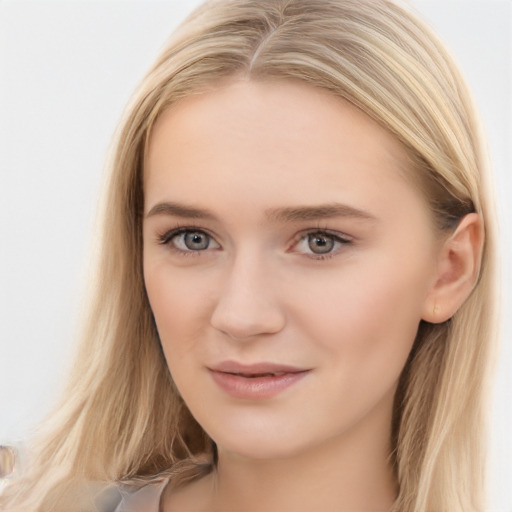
[1,1,510,509]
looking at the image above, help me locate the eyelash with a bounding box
[156,225,352,261]
[293,229,352,260]
[157,225,217,258]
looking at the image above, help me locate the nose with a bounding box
[210,252,286,341]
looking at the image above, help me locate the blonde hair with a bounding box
[1,1,497,510]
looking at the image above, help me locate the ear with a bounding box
[422,213,483,323]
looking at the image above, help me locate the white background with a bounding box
[0,1,510,509]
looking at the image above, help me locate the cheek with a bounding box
[143,263,213,363]
[289,254,430,377]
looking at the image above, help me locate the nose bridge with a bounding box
[210,246,285,340]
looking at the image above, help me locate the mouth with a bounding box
[209,360,307,375]
[207,361,310,399]
[224,371,289,378]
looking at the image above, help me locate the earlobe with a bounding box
[422,213,483,324]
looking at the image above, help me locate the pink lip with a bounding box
[207,361,310,399]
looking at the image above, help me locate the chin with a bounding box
[208,420,327,463]
[216,437,307,462]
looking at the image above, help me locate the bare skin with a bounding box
[162,387,397,512]
[143,79,482,512]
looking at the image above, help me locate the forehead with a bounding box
[144,79,424,223]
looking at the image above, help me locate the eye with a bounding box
[294,230,352,259]
[159,227,220,254]
[306,233,336,254]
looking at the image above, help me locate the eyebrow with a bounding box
[145,201,377,223]
[146,202,217,220]
[266,203,377,223]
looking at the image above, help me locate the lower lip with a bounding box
[208,370,309,399]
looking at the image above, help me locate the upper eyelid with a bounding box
[300,229,352,241]
[158,225,214,241]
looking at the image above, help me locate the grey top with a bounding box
[104,479,168,512]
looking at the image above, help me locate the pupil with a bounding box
[185,232,208,250]
[309,234,333,254]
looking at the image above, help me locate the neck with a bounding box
[208,391,398,512]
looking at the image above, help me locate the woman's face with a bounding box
[143,79,440,460]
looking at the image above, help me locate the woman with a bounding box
[0,0,498,511]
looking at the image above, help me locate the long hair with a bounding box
[1,1,497,510]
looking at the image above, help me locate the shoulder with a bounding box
[106,479,169,512]
[160,472,214,512]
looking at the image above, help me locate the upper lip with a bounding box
[208,360,309,376]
